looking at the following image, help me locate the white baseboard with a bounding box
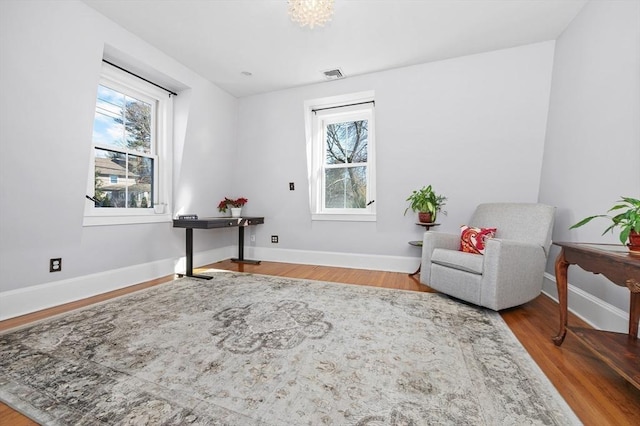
[4,246,628,336]
[0,246,233,321]
[252,246,419,273]
[542,272,633,336]
[0,246,416,322]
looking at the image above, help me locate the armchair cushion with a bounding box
[431,249,484,275]
[459,225,496,254]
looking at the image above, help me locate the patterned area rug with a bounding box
[0,271,581,425]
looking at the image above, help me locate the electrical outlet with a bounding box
[50,258,62,272]
[250,235,256,242]
[271,235,279,243]
[289,182,295,190]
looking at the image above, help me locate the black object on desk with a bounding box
[173,216,265,279]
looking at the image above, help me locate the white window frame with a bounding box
[305,91,376,222]
[83,63,173,226]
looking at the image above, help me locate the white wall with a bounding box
[9,0,623,326]
[540,0,640,318]
[0,1,237,311]
[235,42,555,267]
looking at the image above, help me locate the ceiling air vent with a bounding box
[323,68,345,80]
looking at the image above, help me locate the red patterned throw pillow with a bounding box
[459,225,497,255]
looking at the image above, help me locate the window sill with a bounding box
[83,213,172,227]
[311,213,376,222]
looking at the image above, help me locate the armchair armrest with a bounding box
[420,232,460,285]
[483,238,546,265]
[481,238,547,310]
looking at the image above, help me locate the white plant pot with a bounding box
[231,208,242,217]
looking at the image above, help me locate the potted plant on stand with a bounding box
[218,197,248,217]
[570,196,640,252]
[404,185,447,223]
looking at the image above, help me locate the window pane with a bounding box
[93,86,126,149]
[94,148,126,208]
[128,154,153,208]
[325,166,367,208]
[125,96,152,154]
[92,85,152,154]
[93,148,154,209]
[96,85,124,117]
[325,120,368,165]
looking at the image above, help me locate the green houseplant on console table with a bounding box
[404,184,447,224]
[570,196,640,252]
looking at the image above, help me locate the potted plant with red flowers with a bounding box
[218,197,248,217]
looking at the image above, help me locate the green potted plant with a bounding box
[404,185,447,223]
[218,197,248,217]
[570,196,640,251]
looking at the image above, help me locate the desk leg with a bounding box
[553,249,569,345]
[186,228,193,275]
[231,226,260,265]
[178,228,213,280]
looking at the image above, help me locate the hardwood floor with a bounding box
[1,260,638,425]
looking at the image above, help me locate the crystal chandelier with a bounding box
[288,0,335,29]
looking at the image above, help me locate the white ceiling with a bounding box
[83,0,587,98]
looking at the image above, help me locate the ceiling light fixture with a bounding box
[288,0,334,29]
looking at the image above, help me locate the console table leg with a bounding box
[627,279,640,338]
[553,250,569,345]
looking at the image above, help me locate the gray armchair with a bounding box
[419,203,555,311]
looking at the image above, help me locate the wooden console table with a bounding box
[553,242,639,389]
[173,216,264,279]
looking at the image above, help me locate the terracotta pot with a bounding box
[418,212,433,224]
[628,231,640,253]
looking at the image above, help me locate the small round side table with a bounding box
[408,222,439,276]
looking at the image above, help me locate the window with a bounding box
[84,62,173,226]
[305,92,376,221]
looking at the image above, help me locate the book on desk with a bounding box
[177,214,198,220]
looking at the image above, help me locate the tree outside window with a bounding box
[324,120,368,209]
[305,93,376,221]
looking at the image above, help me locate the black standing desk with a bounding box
[173,216,264,279]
